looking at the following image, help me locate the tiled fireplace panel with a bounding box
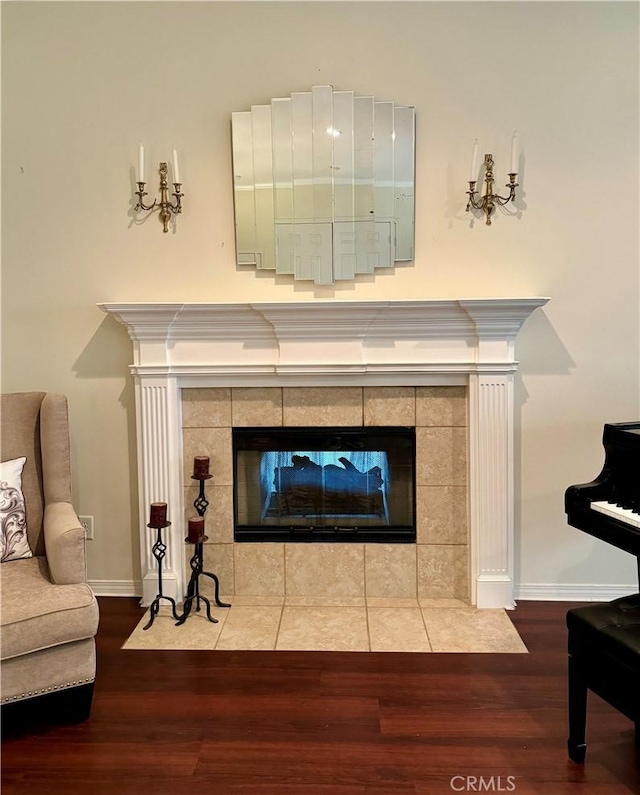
[181,386,469,601]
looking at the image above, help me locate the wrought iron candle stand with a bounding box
[143,503,180,630]
[466,154,518,226]
[175,460,231,626]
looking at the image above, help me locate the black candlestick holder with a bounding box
[174,466,231,625]
[143,518,180,630]
[175,535,231,625]
[193,473,211,516]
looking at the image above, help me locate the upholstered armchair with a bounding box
[0,392,99,723]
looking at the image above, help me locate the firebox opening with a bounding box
[233,427,416,543]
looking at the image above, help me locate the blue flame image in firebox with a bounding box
[260,450,390,524]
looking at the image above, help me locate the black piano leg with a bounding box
[567,653,588,763]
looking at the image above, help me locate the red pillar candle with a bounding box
[187,516,205,543]
[149,502,168,527]
[192,456,210,479]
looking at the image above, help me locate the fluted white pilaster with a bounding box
[468,374,515,608]
[135,377,184,605]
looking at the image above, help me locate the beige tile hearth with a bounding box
[368,607,431,652]
[276,606,369,651]
[123,598,527,654]
[216,605,282,650]
[422,607,528,653]
[122,604,229,650]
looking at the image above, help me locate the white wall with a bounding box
[2,1,638,597]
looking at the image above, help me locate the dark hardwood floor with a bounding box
[2,598,638,794]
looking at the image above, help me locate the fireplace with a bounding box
[233,426,416,542]
[99,298,549,608]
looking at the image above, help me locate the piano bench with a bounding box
[566,593,640,763]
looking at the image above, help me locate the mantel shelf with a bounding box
[99,298,549,373]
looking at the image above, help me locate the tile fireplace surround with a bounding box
[100,298,548,609]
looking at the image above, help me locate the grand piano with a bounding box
[564,422,640,763]
[565,422,640,578]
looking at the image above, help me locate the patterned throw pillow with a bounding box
[0,457,33,563]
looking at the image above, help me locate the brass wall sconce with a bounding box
[466,134,519,226]
[135,145,183,233]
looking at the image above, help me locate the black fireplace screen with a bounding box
[233,427,415,542]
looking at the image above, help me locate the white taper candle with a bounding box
[509,131,518,173]
[138,143,145,184]
[172,149,180,184]
[470,139,479,182]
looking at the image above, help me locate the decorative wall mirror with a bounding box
[231,86,415,285]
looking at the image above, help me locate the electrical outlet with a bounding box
[79,515,94,541]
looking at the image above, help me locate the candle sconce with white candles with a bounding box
[134,144,184,233]
[466,132,519,226]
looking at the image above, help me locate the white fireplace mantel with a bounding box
[100,298,549,609]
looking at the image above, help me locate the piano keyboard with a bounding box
[591,500,640,530]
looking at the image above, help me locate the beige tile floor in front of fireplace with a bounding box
[122,597,528,654]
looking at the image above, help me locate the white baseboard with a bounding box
[87,580,637,603]
[89,579,142,598]
[515,583,637,602]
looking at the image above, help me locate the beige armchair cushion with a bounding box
[0,557,98,661]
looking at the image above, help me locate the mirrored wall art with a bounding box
[231,86,415,285]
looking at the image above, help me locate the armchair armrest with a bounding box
[44,501,88,585]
